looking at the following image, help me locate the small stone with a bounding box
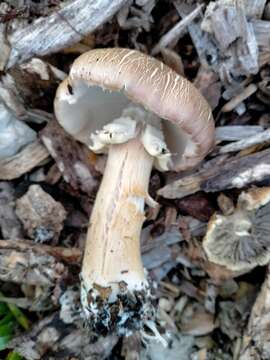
[0,103,36,159]
[16,185,67,242]
[159,297,173,312]
[217,193,235,215]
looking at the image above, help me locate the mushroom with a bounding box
[54,48,214,336]
[203,187,270,273]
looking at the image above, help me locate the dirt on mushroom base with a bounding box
[81,279,157,337]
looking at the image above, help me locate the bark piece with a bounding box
[0,58,64,116]
[8,58,65,110]
[141,225,183,253]
[252,20,270,53]
[5,0,129,69]
[200,0,259,77]
[218,128,270,154]
[218,291,257,341]
[0,240,66,287]
[175,193,215,222]
[240,267,270,360]
[142,245,172,270]
[174,1,219,69]
[175,1,260,87]
[245,0,267,18]
[0,73,27,118]
[0,239,74,311]
[8,312,117,360]
[16,185,67,242]
[0,182,23,239]
[180,309,216,336]
[158,148,270,199]
[117,0,155,31]
[215,125,264,142]
[0,140,50,180]
[0,239,82,265]
[0,24,10,71]
[41,120,99,196]
[8,313,72,360]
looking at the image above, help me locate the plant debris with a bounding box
[15,184,67,243]
[0,0,270,358]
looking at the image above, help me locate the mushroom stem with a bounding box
[81,129,155,335]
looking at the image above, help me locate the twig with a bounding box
[221,84,258,112]
[151,4,204,55]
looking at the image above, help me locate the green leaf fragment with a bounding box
[6,304,30,331]
[6,351,24,360]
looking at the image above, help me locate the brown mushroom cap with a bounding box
[54,48,215,171]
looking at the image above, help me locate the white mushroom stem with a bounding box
[81,133,153,299]
[80,106,171,336]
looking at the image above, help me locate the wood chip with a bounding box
[0,24,10,71]
[245,0,267,18]
[152,3,204,55]
[218,128,270,154]
[0,182,23,239]
[0,140,49,180]
[175,193,215,222]
[0,239,82,265]
[240,266,270,359]
[215,125,264,142]
[252,19,270,53]
[0,240,67,287]
[5,0,129,68]
[181,307,217,336]
[174,2,218,69]
[158,148,270,199]
[8,311,118,360]
[41,120,99,196]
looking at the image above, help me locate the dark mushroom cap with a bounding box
[203,187,270,272]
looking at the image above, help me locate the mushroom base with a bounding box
[80,278,156,336]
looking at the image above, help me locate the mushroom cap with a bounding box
[203,187,270,272]
[54,48,215,171]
